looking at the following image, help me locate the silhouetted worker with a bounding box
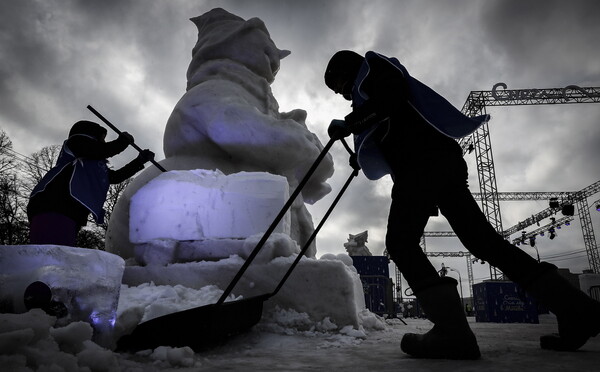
[27,120,154,246]
[324,50,600,359]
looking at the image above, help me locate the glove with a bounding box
[136,149,155,164]
[119,131,135,145]
[344,99,388,134]
[328,119,352,140]
[349,153,360,171]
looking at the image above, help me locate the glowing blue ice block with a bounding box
[0,245,125,347]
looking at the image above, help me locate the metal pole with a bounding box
[449,267,464,310]
[216,137,337,305]
[87,105,167,172]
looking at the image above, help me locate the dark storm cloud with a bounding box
[0,1,137,140]
[481,0,600,85]
[0,0,198,157]
[0,1,597,277]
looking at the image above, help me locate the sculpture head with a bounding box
[187,8,290,84]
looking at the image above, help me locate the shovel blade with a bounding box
[117,294,269,352]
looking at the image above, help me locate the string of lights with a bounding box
[541,248,588,260]
[1,147,43,171]
[513,215,574,246]
[544,252,589,264]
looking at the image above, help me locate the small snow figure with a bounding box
[27,120,154,246]
[324,50,600,359]
[343,230,372,256]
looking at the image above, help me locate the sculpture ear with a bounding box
[279,49,291,59]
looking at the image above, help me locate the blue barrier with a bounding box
[473,281,539,323]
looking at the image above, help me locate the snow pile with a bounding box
[259,306,385,339]
[0,309,200,371]
[0,243,380,369]
[114,282,242,338]
[122,253,368,329]
[0,245,124,348]
[0,309,120,371]
[106,7,333,259]
[137,346,196,368]
[0,274,385,371]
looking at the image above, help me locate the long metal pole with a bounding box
[216,138,336,305]
[271,166,359,297]
[87,105,167,173]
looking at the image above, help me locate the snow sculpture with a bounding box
[105,7,333,260]
[344,231,373,256]
[0,245,124,347]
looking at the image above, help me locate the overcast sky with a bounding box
[1,0,599,290]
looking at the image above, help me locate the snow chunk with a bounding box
[130,170,290,243]
[147,346,197,367]
[0,245,124,348]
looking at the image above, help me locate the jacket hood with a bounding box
[69,121,107,141]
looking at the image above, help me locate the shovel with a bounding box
[116,137,359,352]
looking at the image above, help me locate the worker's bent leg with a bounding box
[385,198,440,290]
[437,184,539,284]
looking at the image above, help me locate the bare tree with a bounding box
[0,132,29,244]
[76,227,106,250]
[0,175,29,244]
[100,178,133,231]
[21,144,61,194]
[0,130,16,175]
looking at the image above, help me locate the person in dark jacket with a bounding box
[27,120,154,246]
[324,50,600,359]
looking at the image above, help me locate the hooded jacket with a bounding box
[28,121,142,226]
[350,51,490,180]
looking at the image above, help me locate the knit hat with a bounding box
[69,120,107,141]
[324,50,364,91]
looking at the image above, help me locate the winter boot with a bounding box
[401,277,480,359]
[523,263,600,351]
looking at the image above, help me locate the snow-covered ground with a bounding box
[2,305,599,371]
[197,315,600,372]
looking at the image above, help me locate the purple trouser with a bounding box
[29,212,78,246]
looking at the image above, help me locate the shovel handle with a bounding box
[216,137,337,305]
[271,138,359,296]
[271,166,359,297]
[87,105,167,173]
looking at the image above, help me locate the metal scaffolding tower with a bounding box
[459,84,600,277]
